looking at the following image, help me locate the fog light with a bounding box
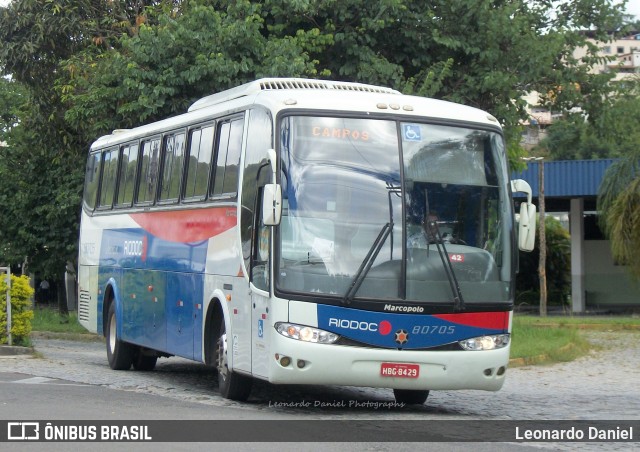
[484,368,493,376]
[497,366,506,376]
[280,356,291,367]
[297,360,306,369]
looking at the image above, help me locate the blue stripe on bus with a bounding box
[317,304,505,349]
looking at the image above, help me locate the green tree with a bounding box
[542,77,640,160]
[0,0,135,308]
[257,0,625,166]
[57,1,628,164]
[58,0,324,143]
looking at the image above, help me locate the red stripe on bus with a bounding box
[433,312,509,330]
[130,207,237,243]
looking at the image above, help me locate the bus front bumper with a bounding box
[267,333,510,391]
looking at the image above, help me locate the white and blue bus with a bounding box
[78,78,535,404]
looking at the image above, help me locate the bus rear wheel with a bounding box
[393,389,429,405]
[216,320,252,401]
[106,303,134,370]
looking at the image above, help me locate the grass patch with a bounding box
[514,315,640,330]
[31,307,91,334]
[510,315,640,366]
[510,316,593,365]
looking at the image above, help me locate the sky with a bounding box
[624,0,640,18]
[0,0,638,21]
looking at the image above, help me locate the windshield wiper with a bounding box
[343,222,392,305]
[426,218,465,312]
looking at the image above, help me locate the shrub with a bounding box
[0,274,35,346]
[516,216,571,308]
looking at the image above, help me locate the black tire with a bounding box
[393,389,429,405]
[132,348,158,371]
[106,302,134,370]
[216,319,253,401]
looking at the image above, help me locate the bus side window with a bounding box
[159,132,186,203]
[115,143,139,208]
[252,211,270,291]
[83,152,101,210]
[136,138,161,205]
[183,125,214,201]
[97,148,119,209]
[212,117,244,197]
[241,109,273,283]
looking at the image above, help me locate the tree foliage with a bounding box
[542,76,640,160]
[0,0,629,286]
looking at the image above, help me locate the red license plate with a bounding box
[380,363,420,378]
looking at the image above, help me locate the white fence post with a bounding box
[1,267,11,346]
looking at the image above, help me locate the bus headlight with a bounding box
[275,322,340,344]
[459,334,510,351]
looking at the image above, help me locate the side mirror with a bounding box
[262,183,282,226]
[511,179,536,252]
[518,201,537,252]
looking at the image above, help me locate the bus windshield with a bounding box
[277,116,513,306]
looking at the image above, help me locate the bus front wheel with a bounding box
[216,320,252,401]
[106,303,134,370]
[393,389,429,405]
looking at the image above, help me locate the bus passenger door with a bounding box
[250,220,271,378]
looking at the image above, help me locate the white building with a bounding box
[573,33,640,80]
[522,33,640,147]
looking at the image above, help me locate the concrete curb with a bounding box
[0,344,35,356]
[30,331,104,342]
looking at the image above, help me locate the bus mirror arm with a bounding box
[511,179,536,252]
[267,149,277,183]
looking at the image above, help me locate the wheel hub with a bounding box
[216,332,229,380]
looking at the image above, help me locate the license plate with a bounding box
[380,363,420,378]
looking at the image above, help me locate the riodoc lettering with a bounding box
[329,318,378,332]
[383,304,424,313]
[123,240,143,256]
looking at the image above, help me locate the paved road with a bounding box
[1,330,639,450]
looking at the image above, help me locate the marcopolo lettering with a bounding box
[328,318,378,332]
[383,304,424,313]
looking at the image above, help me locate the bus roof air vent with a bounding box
[188,78,401,112]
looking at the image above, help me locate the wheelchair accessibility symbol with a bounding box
[403,124,422,142]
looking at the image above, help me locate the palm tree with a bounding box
[598,157,640,278]
[597,74,640,279]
